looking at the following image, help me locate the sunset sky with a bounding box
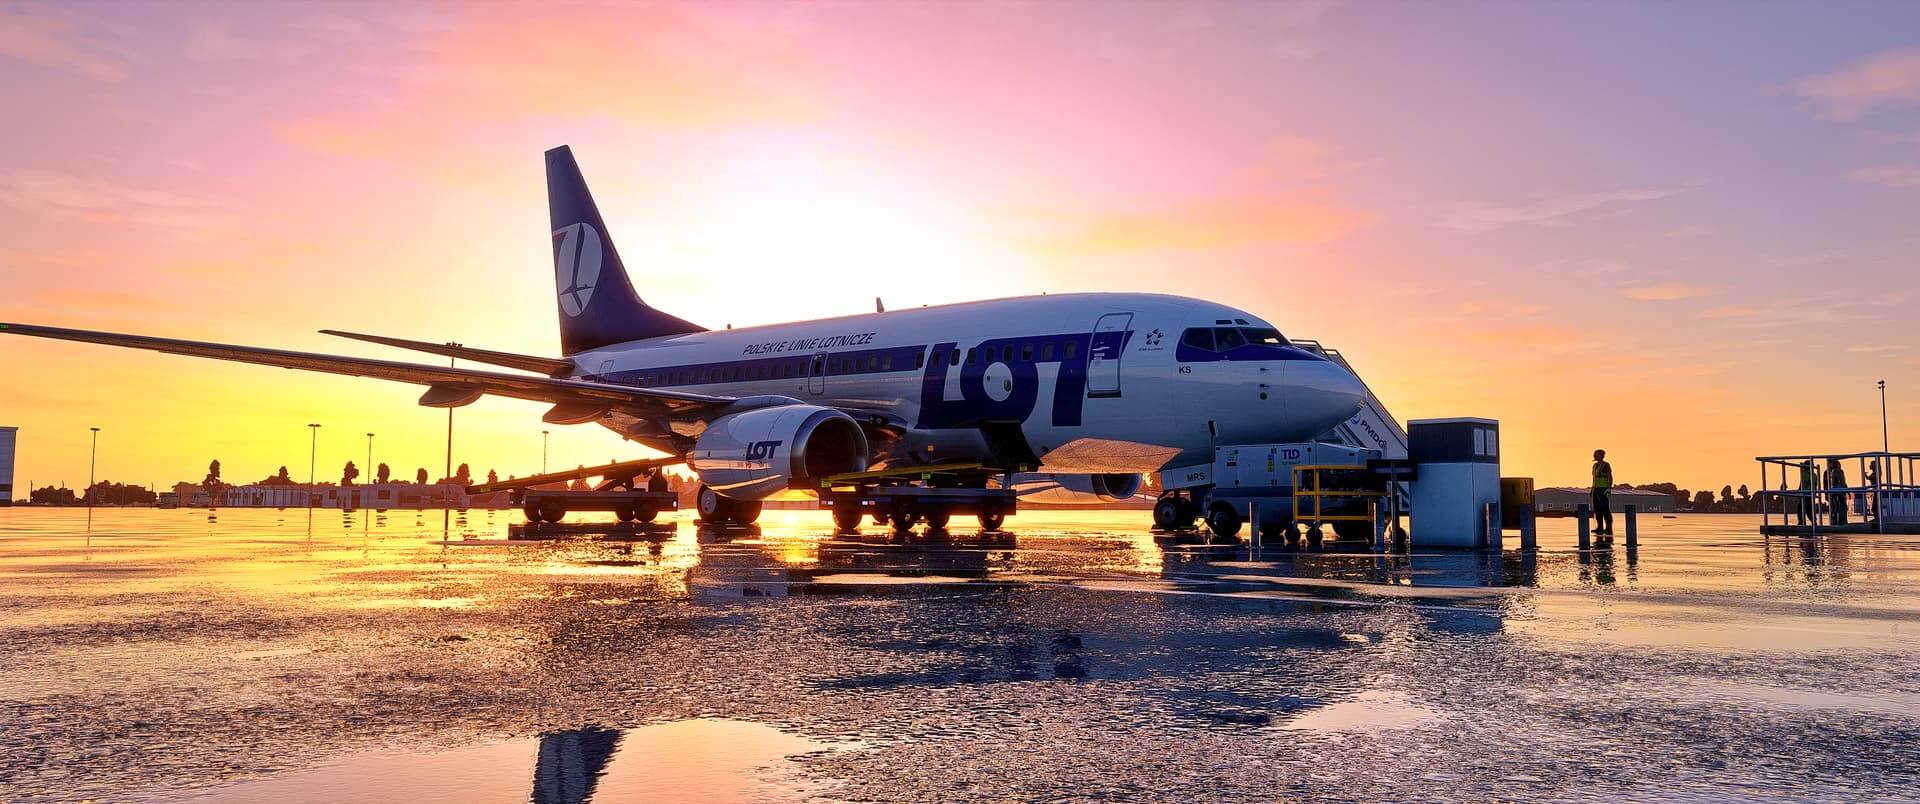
[2,0,1916,496]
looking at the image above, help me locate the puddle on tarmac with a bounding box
[150,718,847,804]
[2,508,1919,802]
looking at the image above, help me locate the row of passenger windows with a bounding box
[928,339,1077,368]
[1179,327,1287,352]
[629,338,1086,388]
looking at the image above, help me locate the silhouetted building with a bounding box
[1536,487,1675,514]
[211,481,508,509]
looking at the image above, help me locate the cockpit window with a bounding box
[1243,327,1287,345]
[1180,328,1215,350]
[1183,326,1288,352]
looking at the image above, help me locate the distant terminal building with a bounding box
[1535,487,1677,514]
[209,482,508,510]
[0,426,15,505]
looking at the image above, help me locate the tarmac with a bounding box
[1,507,1917,802]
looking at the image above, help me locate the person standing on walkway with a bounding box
[1591,449,1614,536]
[1798,460,1817,526]
[1865,461,1880,523]
[1826,459,1849,528]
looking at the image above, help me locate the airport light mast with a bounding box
[444,344,459,532]
[87,426,99,509]
[542,430,550,474]
[307,423,320,510]
[365,432,374,486]
[1880,380,1889,453]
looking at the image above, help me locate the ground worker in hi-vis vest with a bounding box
[1591,449,1614,536]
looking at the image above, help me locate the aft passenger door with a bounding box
[1087,312,1132,398]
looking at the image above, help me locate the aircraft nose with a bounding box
[1296,358,1368,432]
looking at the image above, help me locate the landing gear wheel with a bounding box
[977,511,1006,531]
[537,499,567,523]
[614,505,638,523]
[1153,498,1184,530]
[1206,504,1242,541]
[731,500,763,526]
[1306,525,1325,548]
[890,509,919,536]
[523,503,542,523]
[1333,520,1370,542]
[633,506,658,523]
[832,506,864,532]
[923,510,951,531]
[697,485,760,525]
[697,485,727,523]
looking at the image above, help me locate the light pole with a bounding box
[1880,380,1889,453]
[542,430,550,474]
[366,432,375,484]
[308,423,321,510]
[88,426,100,508]
[444,344,460,486]
[444,344,459,529]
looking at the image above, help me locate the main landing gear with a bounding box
[819,485,1017,537]
[696,484,763,526]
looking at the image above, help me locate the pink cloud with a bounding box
[1437,187,1684,234]
[1621,282,1713,301]
[0,4,124,81]
[1794,46,1920,120]
[1846,163,1920,187]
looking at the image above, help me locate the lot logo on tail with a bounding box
[552,222,603,317]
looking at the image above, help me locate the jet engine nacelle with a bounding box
[690,404,869,500]
[1011,473,1143,504]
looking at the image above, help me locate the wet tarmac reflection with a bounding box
[2,508,1919,801]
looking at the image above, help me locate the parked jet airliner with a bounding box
[0,146,1368,524]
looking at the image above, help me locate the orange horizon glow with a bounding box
[2,1,1915,497]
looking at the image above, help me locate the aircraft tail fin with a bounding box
[545,145,704,355]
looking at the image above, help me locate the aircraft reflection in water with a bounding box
[531,727,621,804]
[507,518,1537,696]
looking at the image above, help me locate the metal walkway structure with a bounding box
[1756,451,1920,536]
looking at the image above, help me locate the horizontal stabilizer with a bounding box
[320,329,572,376]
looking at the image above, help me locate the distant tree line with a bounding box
[1615,482,1760,513]
[29,482,155,505]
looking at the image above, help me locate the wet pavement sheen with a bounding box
[2,507,1918,802]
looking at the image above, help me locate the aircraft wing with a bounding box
[0,322,731,415]
[317,329,575,376]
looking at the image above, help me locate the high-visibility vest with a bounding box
[1593,461,1612,490]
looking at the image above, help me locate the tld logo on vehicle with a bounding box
[744,440,783,460]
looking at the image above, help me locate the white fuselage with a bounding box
[569,292,1368,473]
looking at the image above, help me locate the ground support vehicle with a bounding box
[816,462,1020,536]
[1153,442,1385,543]
[467,457,679,524]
